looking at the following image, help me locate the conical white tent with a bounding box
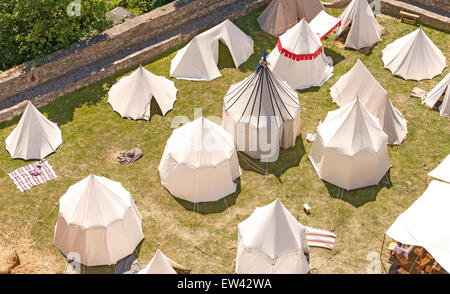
[335,0,382,50]
[158,117,242,203]
[267,18,333,90]
[5,101,62,160]
[170,19,254,81]
[308,98,391,190]
[236,198,310,274]
[138,250,177,274]
[423,73,450,118]
[382,28,446,81]
[107,65,177,120]
[222,54,301,161]
[257,0,324,36]
[386,180,450,272]
[427,154,450,184]
[330,59,408,145]
[53,175,144,266]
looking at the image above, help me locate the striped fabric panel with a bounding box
[305,227,337,250]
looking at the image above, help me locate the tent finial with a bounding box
[256,49,268,73]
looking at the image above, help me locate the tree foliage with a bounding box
[0,0,111,71]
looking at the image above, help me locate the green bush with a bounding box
[0,0,112,71]
[108,0,174,15]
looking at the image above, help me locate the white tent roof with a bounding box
[427,154,450,184]
[267,19,333,90]
[330,59,408,145]
[308,98,391,190]
[309,10,341,41]
[382,28,446,81]
[257,0,324,36]
[53,175,144,266]
[236,198,310,274]
[5,101,62,160]
[318,98,387,155]
[138,250,177,274]
[386,180,450,272]
[336,0,382,50]
[107,65,177,120]
[170,19,254,81]
[158,117,241,203]
[423,73,450,118]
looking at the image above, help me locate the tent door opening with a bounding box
[212,38,235,70]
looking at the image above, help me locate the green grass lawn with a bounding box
[0,6,449,273]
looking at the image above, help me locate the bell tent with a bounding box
[267,18,333,90]
[158,117,242,203]
[5,101,62,160]
[53,175,145,266]
[222,51,301,161]
[235,198,310,274]
[107,65,177,121]
[330,59,408,145]
[308,98,391,190]
[138,250,177,274]
[423,73,450,118]
[382,28,446,81]
[170,19,254,81]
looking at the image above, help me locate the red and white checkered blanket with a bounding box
[305,227,336,250]
[8,160,58,192]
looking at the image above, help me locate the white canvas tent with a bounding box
[335,0,382,50]
[427,155,450,184]
[309,10,341,41]
[386,180,450,272]
[267,19,333,90]
[308,98,391,190]
[108,65,177,120]
[158,117,242,203]
[330,59,408,145]
[222,53,301,161]
[138,250,177,274]
[53,175,144,266]
[235,198,310,274]
[257,0,324,36]
[170,19,254,81]
[423,73,450,118]
[382,28,446,81]
[5,101,62,160]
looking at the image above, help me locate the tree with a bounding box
[0,0,112,71]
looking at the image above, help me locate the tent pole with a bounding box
[380,233,388,273]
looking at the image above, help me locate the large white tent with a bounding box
[235,198,310,274]
[423,73,450,118]
[158,117,241,203]
[138,250,177,274]
[267,19,333,90]
[386,180,450,272]
[5,101,62,160]
[308,98,391,190]
[222,53,301,161]
[53,175,144,266]
[382,28,446,81]
[330,59,408,145]
[335,0,382,50]
[170,19,254,81]
[257,0,325,36]
[107,65,177,120]
[427,154,450,184]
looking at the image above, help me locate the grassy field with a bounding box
[0,6,449,274]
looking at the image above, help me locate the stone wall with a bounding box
[408,0,450,14]
[0,0,270,122]
[0,0,242,102]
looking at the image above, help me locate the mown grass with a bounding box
[0,6,449,273]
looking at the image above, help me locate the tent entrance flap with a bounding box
[214,38,238,69]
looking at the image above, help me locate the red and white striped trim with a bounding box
[277,39,323,61]
[305,227,337,250]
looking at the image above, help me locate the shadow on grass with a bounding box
[323,170,393,208]
[238,135,305,183]
[324,47,345,66]
[173,180,241,215]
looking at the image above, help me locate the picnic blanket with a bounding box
[117,147,143,165]
[8,160,58,192]
[305,227,337,250]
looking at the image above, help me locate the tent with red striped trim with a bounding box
[267,19,333,90]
